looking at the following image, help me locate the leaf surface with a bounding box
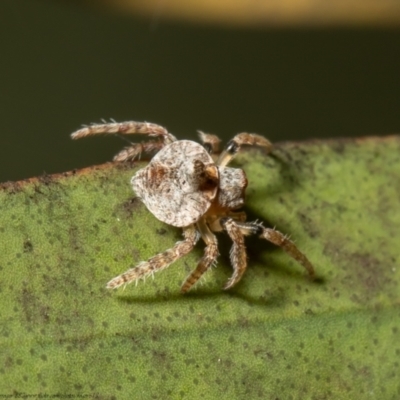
[1,136,399,398]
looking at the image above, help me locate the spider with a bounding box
[71,121,314,293]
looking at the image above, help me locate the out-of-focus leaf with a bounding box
[86,0,400,27]
[0,136,399,398]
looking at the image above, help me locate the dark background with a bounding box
[1,0,400,182]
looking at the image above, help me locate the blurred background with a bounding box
[1,0,400,182]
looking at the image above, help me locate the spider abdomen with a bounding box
[131,140,218,227]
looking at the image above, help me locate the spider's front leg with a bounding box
[217,132,272,167]
[181,219,219,293]
[71,121,177,161]
[259,225,315,278]
[220,219,315,289]
[106,224,199,289]
[220,218,248,289]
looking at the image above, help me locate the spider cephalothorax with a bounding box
[71,121,314,293]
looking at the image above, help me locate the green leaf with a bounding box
[1,137,399,398]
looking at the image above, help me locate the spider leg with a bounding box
[71,121,176,142]
[217,132,272,167]
[113,140,164,162]
[106,225,199,289]
[181,219,219,293]
[220,218,248,289]
[228,220,315,279]
[71,121,177,160]
[260,225,315,277]
[207,211,247,232]
[198,130,222,155]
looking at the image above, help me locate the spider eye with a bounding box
[226,140,239,155]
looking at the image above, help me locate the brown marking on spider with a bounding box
[71,121,315,293]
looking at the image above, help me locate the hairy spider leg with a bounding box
[71,121,177,161]
[217,132,272,167]
[197,131,222,155]
[106,225,199,289]
[181,219,219,293]
[220,219,314,289]
[220,218,248,289]
[259,224,315,278]
[113,140,166,162]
